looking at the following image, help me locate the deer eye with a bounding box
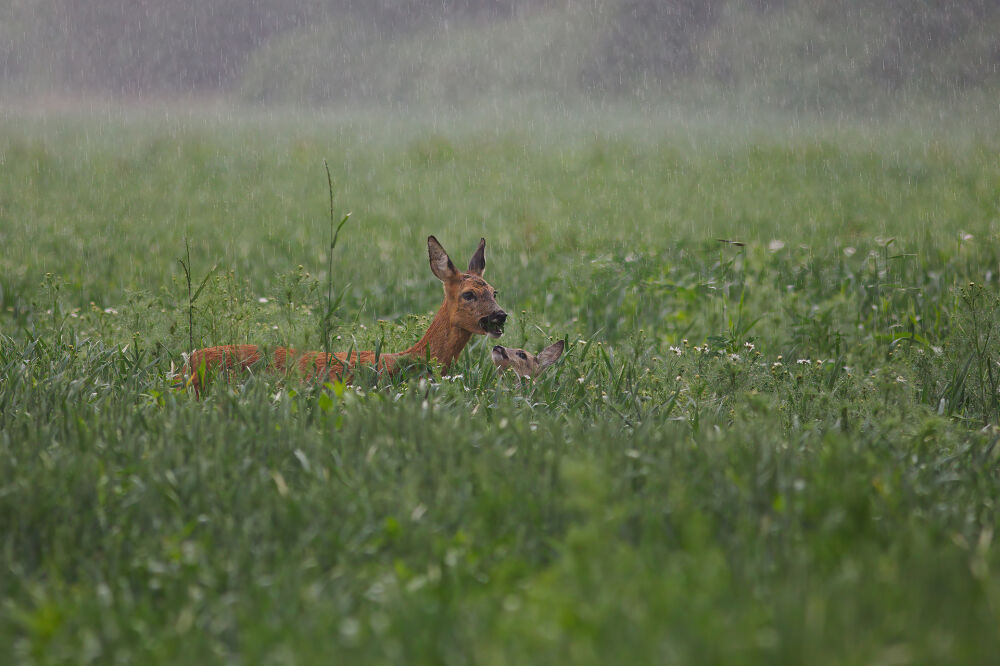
[462,291,476,301]
[517,351,527,360]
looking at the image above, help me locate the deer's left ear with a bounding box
[468,238,486,276]
[537,340,564,369]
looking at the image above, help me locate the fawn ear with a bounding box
[537,340,564,369]
[468,238,486,276]
[427,236,459,282]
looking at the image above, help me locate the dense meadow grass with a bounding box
[2,105,1000,663]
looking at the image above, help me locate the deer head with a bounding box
[491,340,564,378]
[427,235,507,338]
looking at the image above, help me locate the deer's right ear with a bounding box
[427,236,459,282]
[537,340,565,369]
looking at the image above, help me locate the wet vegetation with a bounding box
[3,0,1000,662]
[2,108,1000,663]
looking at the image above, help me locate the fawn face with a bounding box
[492,340,564,378]
[428,236,507,338]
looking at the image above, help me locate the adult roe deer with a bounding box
[183,236,506,394]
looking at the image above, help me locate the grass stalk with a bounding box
[322,159,352,374]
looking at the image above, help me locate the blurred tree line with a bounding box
[597,0,1000,91]
[1,0,997,102]
[0,0,541,94]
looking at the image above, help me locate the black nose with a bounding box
[492,345,507,358]
[491,311,507,325]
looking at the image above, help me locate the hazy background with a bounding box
[3,0,999,116]
[4,5,1000,663]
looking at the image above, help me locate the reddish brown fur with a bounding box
[182,237,506,395]
[185,345,264,379]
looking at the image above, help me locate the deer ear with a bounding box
[537,340,564,369]
[427,236,459,282]
[468,238,486,276]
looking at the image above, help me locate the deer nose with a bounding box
[492,345,507,358]
[491,311,507,325]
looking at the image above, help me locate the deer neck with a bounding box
[402,301,472,370]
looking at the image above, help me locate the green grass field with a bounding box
[2,106,1000,664]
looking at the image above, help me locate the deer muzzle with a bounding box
[480,311,507,338]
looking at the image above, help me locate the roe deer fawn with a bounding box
[183,236,506,394]
[491,340,564,378]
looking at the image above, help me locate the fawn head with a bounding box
[428,236,507,338]
[492,340,564,378]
